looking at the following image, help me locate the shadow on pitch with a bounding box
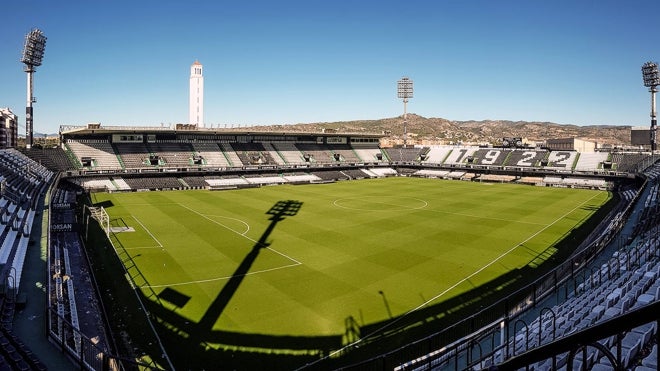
[92,200,114,209]
[197,200,303,331]
[137,200,340,369]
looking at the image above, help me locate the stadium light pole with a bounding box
[397,77,413,147]
[642,61,660,154]
[21,28,47,149]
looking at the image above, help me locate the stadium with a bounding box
[0,119,658,370]
[1,15,659,370]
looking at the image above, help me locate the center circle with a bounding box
[333,196,428,211]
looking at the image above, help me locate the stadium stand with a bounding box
[413,169,450,178]
[545,150,578,170]
[219,143,242,167]
[66,139,123,169]
[494,241,658,365]
[542,176,610,189]
[260,142,287,165]
[477,174,516,183]
[354,147,385,163]
[443,146,479,166]
[243,174,287,185]
[271,142,305,164]
[110,177,132,191]
[574,152,610,172]
[472,148,511,166]
[205,176,249,188]
[384,147,424,162]
[611,152,656,173]
[295,143,336,163]
[505,149,548,168]
[328,144,361,163]
[281,173,322,183]
[230,142,278,166]
[71,177,116,192]
[422,146,453,164]
[191,142,232,167]
[367,167,397,177]
[147,142,194,167]
[179,176,209,188]
[0,149,52,369]
[115,142,150,168]
[311,170,350,181]
[339,169,372,179]
[517,176,545,185]
[122,176,183,190]
[18,147,77,172]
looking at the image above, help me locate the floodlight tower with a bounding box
[397,77,413,147]
[21,28,47,149]
[642,61,660,153]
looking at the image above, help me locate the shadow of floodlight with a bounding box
[378,290,393,319]
[197,200,303,332]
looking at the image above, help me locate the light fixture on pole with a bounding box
[642,61,660,153]
[21,28,47,149]
[397,77,413,147]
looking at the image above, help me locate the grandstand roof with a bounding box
[59,124,384,139]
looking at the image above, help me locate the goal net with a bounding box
[85,205,109,237]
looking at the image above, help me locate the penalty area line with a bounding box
[142,262,301,289]
[131,214,164,249]
[177,203,303,266]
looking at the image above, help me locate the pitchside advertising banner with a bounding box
[50,223,80,232]
[51,202,75,210]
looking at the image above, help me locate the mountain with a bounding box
[242,114,633,146]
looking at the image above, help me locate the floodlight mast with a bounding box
[21,28,47,149]
[397,77,413,146]
[642,61,660,153]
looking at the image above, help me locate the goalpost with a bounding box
[84,205,109,238]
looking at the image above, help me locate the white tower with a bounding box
[189,60,204,127]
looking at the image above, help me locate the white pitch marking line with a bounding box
[177,203,302,265]
[131,214,163,248]
[142,263,301,289]
[179,203,256,241]
[205,214,250,235]
[325,191,602,359]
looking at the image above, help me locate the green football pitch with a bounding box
[91,177,610,341]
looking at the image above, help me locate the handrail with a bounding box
[496,301,660,370]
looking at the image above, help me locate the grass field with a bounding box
[91,177,610,344]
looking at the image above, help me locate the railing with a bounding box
[497,301,660,370]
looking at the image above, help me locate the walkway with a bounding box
[13,192,74,370]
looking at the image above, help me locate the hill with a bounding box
[242,114,633,146]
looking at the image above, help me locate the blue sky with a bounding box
[1,0,659,134]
